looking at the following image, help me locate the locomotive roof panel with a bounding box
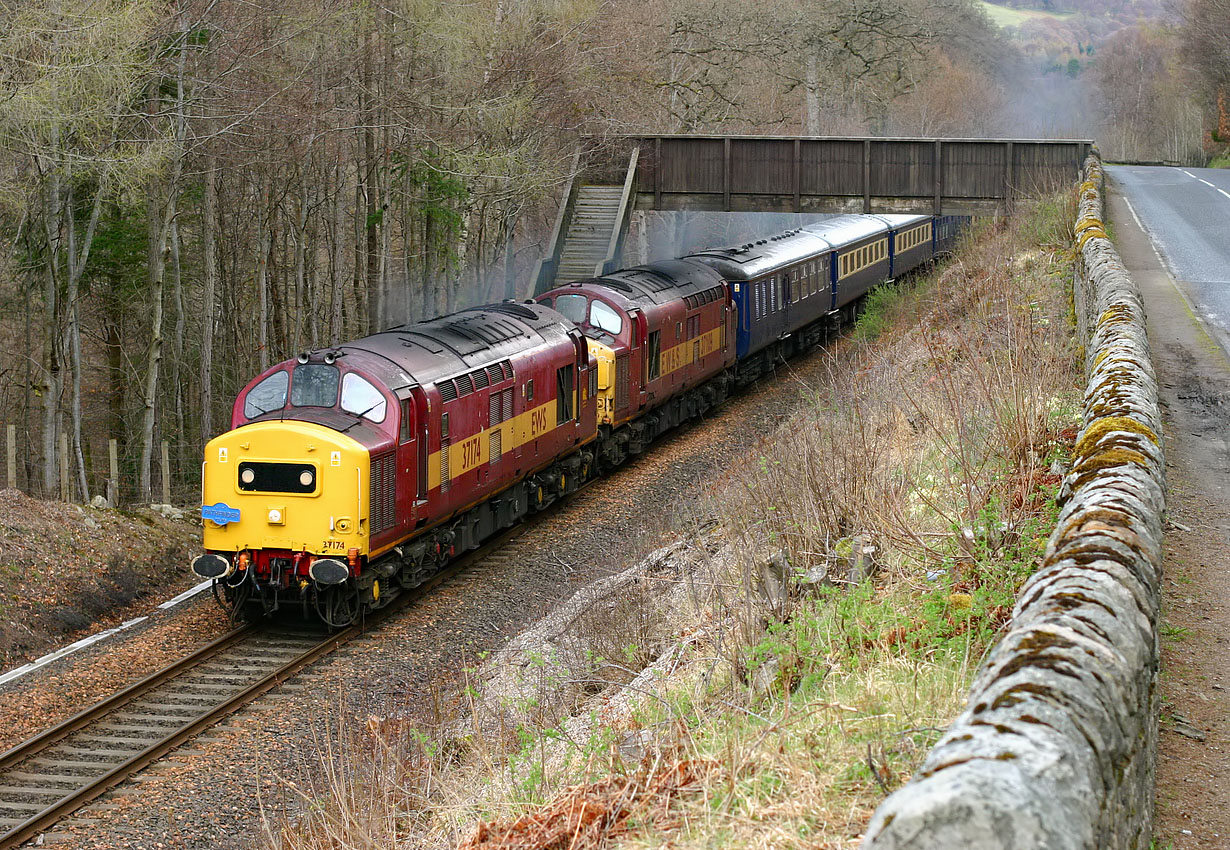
[686,229,834,280]
[580,258,727,306]
[338,301,573,389]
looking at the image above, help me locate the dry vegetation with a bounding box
[260,194,1081,850]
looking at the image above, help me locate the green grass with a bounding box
[1208,154,1230,169]
[980,1,1072,27]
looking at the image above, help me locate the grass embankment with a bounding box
[978,1,1072,27]
[263,195,1081,850]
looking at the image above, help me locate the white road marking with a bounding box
[1219,189,1230,200]
[1122,195,1197,306]
[1200,179,1215,187]
[1182,170,1198,178]
[0,578,213,687]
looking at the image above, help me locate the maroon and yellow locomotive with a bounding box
[194,302,596,625]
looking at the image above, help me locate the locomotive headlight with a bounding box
[299,469,314,488]
[240,468,256,485]
[267,507,285,524]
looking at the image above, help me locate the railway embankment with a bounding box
[863,152,1165,847]
[268,186,1090,848]
[0,491,201,671]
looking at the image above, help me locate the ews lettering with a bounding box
[530,407,549,436]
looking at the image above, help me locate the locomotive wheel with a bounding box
[324,585,361,628]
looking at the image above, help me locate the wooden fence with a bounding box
[3,425,183,507]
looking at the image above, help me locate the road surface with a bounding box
[1107,165,1230,849]
[1109,165,1230,355]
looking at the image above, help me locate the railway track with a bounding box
[0,523,533,849]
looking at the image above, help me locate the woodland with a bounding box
[0,0,1224,505]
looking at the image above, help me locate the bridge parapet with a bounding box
[612,134,1091,216]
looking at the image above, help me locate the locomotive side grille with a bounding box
[438,380,457,402]
[615,354,630,411]
[487,364,503,384]
[440,440,451,492]
[502,387,513,421]
[502,361,513,380]
[490,391,502,425]
[490,430,502,464]
[369,452,397,535]
[456,373,474,396]
[472,369,490,389]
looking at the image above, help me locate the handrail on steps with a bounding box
[531,147,584,297]
[596,145,640,277]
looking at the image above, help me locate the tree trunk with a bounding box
[201,153,218,443]
[64,164,106,502]
[170,219,187,489]
[139,27,187,502]
[256,180,271,373]
[40,165,62,497]
[330,159,346,345]
[293,163,309,355]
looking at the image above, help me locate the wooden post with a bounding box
[792,138,801,213]
[653,137,662,210]
[108,439,118,507]
[161,440,171,505]
[722,136,731,212]
[863,139,872,213]
[6,424,15,491]
[59,432,69,502]
[1004,140,1015,214]
[934,140,943,216]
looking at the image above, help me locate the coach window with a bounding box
[341,372,387,423]
[244,370,288,419]
[290,363,339,408]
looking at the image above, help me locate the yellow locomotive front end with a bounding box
[193,420,371,623]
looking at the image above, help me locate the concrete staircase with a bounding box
[532,146,640,297]
[552,185,624,287]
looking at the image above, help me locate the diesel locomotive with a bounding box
[192,213,965,625]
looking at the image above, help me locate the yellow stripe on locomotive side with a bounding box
[659,326,723,379]
[425,399,566,489]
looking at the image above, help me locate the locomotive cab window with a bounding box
[291,364,339,408]
[556,365,574,424]
[244,370,288,419]
[399,398,413,443]
[340,373,387,423]
[648,330,661,380]
[554,293,588,324]
[526,379,534,402]
[590,300,622,335]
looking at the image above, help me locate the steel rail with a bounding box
[0,521,536,850]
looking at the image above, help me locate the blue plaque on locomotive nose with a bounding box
[202,502,242,525]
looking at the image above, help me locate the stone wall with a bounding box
[861,152,1165,849]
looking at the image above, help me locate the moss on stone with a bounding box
[1074,416,1159,456]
